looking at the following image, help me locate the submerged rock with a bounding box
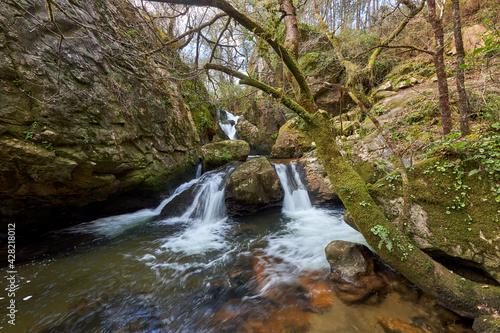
[201,140,250,171]
[325,241,385,303]
[270,120,315,158]
[225,157,283,216]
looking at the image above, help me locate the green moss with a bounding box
[371,156,500,280]
[353,161,380,184]
[180,81,217,138]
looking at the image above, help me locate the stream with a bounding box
[0,112,473,332]
[0,162,473,332]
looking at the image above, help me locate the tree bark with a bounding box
[428,0,452,137]
[451,0,470,136]
[280,0,299,58]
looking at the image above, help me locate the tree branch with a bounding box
[142,12,227,55]
[204,63,318,125]
[148,0,315,105]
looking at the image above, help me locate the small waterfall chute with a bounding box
[218,109,240,140]
[157,164,236,254]
[274,163,312,212]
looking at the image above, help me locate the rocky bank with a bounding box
[0,0,217,233]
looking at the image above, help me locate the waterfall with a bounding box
[195,163,202,179]
[218,109,240,140]
[172,167,232,223]
[157,165,235,254]
[274,163,312,212]
[69,164,227,237]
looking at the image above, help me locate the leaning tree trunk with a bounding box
[428,0,452,137]
[451,0,470,136]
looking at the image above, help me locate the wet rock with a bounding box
[377,315,429,333]
[270,120,315,158]
[297,149,340,204]
[201,140,250,171]
[325,240,385,303]
[225,157,283,216]
[235,119,275,154]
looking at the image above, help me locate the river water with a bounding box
[0,162,473,332]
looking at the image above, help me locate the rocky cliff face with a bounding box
[0,0,217,232]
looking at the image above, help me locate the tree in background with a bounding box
[451,0,470,136]
[427,0,452,137]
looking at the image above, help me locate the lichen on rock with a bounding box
[225,157,283,216]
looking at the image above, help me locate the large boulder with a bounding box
[325,241,385,303]
[369,156,500,284]
[270,120,315,158]
[225,157,283,216]
[297,150,339,204]
[201,140,250,171]
[0,0,216,234]
[235,119,275,154]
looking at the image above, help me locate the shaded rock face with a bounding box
[325,240,386,303]
[369,157,500,284]
[235,119,275,155]
[225,157,283,216]
[297,150,339,204]
[270,120,315,158]
[0,0,216,232]
[201,140,250,171]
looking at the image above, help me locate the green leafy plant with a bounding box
[23,121,38,140]
[371,225,392,251]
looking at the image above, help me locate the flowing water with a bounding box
[0,163,472,332]
[218,109,240,140]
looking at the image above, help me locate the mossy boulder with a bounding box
[201,140,250,171]
[235,119,275,154]
[347,132,400,184]
[225,157,283,216]
[368,156,500,284]
[270,120,315,158]
[473,315,500,333]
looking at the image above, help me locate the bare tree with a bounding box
[427,0,452,136]
[451,0,470,136]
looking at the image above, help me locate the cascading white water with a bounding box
[173,169,229,223]
[218,109,240,140]
[158,166,234,254]
[69,163,206,237]
[274,163,312,212]
[264,162,366,275]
